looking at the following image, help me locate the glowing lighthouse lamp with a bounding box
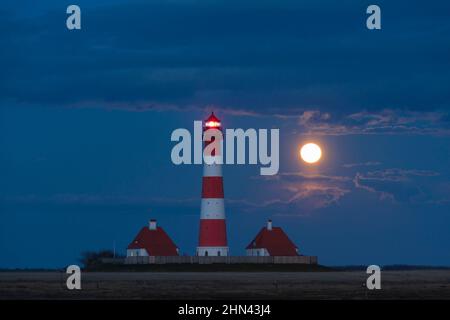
[197,112,229,257]
[205,119,221,128]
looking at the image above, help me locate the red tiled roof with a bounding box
[246,227,299,256]
[127,226,179,256]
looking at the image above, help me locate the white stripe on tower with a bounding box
[200,199,225,219]
[203,159,222,177]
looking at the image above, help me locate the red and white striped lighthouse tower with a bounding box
[197,112,229,256]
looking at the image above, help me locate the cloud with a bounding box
[252,172,352,213]
[2,166,448,216]
[2,0,450,116]
[343,161,381,168]
[356,168,440,181]
[247,166,448,215]
[0,193,198,208]
[353,168,444,203]
[296,109,450,136]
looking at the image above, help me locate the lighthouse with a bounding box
[197,112,229,257]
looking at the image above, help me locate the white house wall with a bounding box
[246,248,269,256]
[126,248,149,257]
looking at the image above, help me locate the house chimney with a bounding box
[149,219,157,230]
[267,219,272,231]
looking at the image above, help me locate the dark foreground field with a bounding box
[1,270,449,299]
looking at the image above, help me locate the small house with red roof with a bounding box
[127,219,179,257]
[246,220,299,256]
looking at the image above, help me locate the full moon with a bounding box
[300,143,322,164]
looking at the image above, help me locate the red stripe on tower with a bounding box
[202,177,224,198]
[197,112,229,257]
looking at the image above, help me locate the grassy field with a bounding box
[1,269,449,299]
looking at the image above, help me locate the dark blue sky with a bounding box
[1,0,450,268]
